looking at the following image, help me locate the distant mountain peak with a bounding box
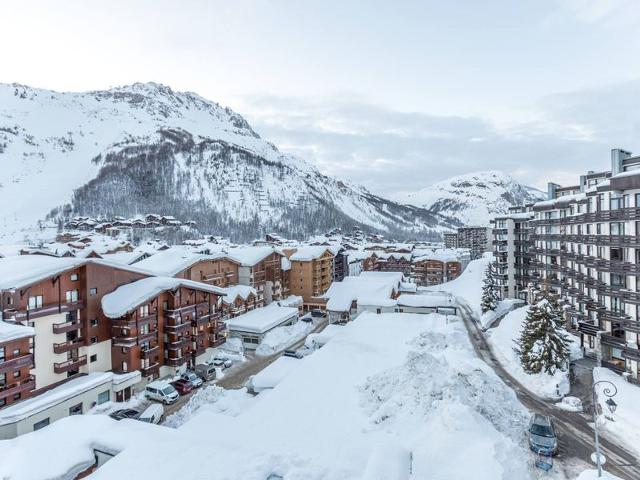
[401,170,545,227]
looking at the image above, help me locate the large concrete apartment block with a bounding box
[456,227,491,260]
[530,148,640,383]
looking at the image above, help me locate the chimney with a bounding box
[611,148,632,176]
[547,182,560,200]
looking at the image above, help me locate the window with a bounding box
[610,197,624,210]
[12,348,20,356]
[140,305,149,316]
[611,248,624,262]
[0,398,5,407]
[610,223,625,236]
[69,403,83,415]
[0,373,5,387]
[89,288,97,296]
[65,290,78,303]
[90,336,98,344]
[28,295,43,310]
[70,273,78,281]
[611,274,626,288]
[33,418,50,431]
[90,318,98,327]
[13,393,20,400]
[0,347,4,362]
[97,390,110,404]
[90,354,97,363]
[12,370,20,379]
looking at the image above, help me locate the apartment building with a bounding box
[102,277,226,379]
[228,247,287,304]
[284,246,335,310]
[531,148,640,381]
[411,256,464,287]
[220,285,262,318]
[491,206,535,301]
[443,232,459,248]
[456,227,491,260]
[0,321,35,409]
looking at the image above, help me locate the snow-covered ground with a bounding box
[480,298,523,329]
[592,367,640,458]
[486,306,581,399]
[576,469,623,480]
[254,319,317,356]
[82,312,547,480]
[164,386,255,428]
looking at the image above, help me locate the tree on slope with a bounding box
[514,290,571,375]
[481,265,499,313]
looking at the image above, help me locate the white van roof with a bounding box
[146,380,171,389]
[140,403,164,418]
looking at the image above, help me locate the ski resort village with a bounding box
[2,147,640,479]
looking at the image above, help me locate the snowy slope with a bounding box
[401,171,545,226]
[0,82,455,241]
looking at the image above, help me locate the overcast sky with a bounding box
[2,0,640,198]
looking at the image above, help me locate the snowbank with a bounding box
[576,469,623,480]
[164,386,255,429]
[480,298,523,329]
[254,320,315,356]
[424,256,492,317]
[250,356,303,392]
[486,306,571,399]
[593,367,640,457]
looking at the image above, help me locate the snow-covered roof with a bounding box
[219,285,257,305]
[0,255,86,290]
[397,293,451,308]
[0,320,34,342]
[225,246,278,266]
[0,373,113,426]
[324,275,398,312]
[101,277,226,318]
[226,305,298,334]
[133,247,230,276]
[358,271,404,284]
[357,297,398,307]
[288,246,332,261]
[100,251,149,265]
[250,356,303,391]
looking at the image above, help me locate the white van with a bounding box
[138,404,164,424]
[144,380,179,404]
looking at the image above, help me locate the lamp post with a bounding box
[592,380,618,477]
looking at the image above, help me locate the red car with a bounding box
[171,378,194,395]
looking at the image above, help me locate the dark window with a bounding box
[97,390,110,404]
[90,337,97,344]
[13,393,20,400]
[90,318,98,327]
[90,354,97,363]
[0,398,5,407]
[33,418,50,431]
[69,403,83,415]
[0,347,4,362]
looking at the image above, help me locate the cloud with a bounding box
[238,82,640,199]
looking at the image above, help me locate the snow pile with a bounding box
[575,470,623,480]
[424,255,492,317]
[250,356,304,392]
[164,386,255,429]
[555,396,583,412]
[480,298,523,329]
[486,306,574,399]
[255,320,316,356]
[592,367,640,457]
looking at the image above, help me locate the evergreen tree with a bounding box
[514,290,571,375]
[481,265,499,313]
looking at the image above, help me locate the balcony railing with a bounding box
[140,345,159,359]
[0,375,36,400]
[140,363,160,377]
[111,336,137,348]
[52,318,81,334]
[165,337,189,350]
[12,300,85,322]
[53,338,84,354]
[54,355,87,374]
[165,356,186,367]
[0,354,33,373]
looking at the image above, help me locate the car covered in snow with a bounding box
[109,408,140,421]
[300,312,313,323]
[528,414,558,456]
[137,404,164,424]
[212,356,233,369]
[181,371,204,388]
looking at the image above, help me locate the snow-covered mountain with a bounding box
[0,82,456,241]
[401,171,545,226]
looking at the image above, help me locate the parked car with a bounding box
[109,409,140,421]
[181,371,204,388]
[528,414,558,456]
[171,378,195,395]
[195,363,216,381]
[284,349,303,359]
[137,404,164,424]
[300,313,313,323]
[212,356,233,369]
[145,380,180,405]
[311,309,326,318]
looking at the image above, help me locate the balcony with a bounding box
[0,354,33,373]
[210,337,225,348]
[140,345,159,359]
[165,356,186,367]
[111,313,157,328]
[14,300,85,322]
[0,375,36,400]
[140,363,160,377]
[52,318,81,334]
[53,338,84,354]
[54,355,87,374]
[165,337,189,350]
[111,335,137,348]
[165,319,192,333]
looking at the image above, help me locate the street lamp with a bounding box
[592,380,618,477]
